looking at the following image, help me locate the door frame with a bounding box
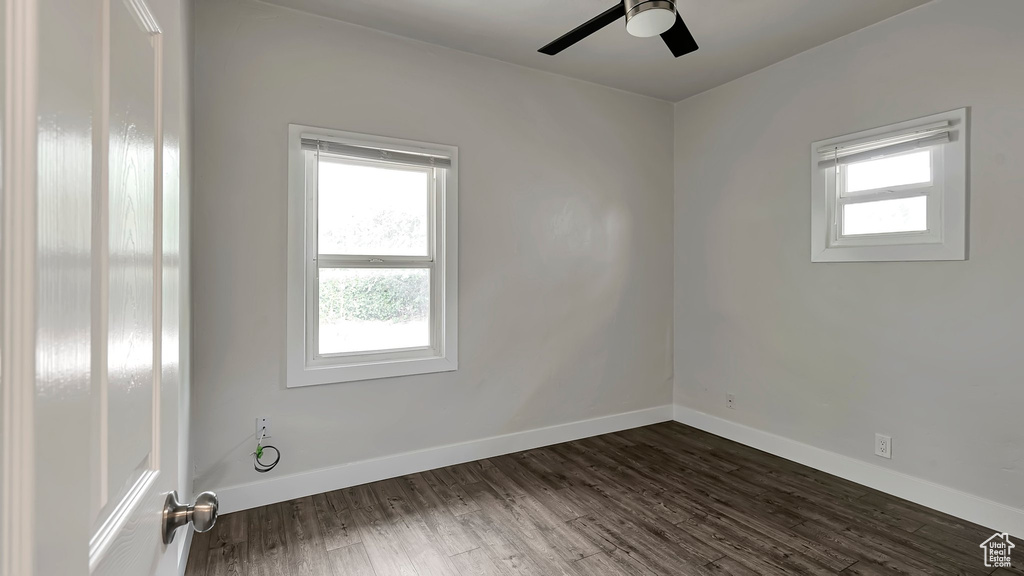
[1,0,39,575]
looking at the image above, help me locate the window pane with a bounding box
[845,150,931,193]
[318,156,430,256]
[842,196,927,236]
[318,268,430,355]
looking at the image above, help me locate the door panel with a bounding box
[2,0,187,573]
[91,0,170,573]
[35,0,97,572]
[103,0,157,523]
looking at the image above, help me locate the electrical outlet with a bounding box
[727,393,735,409]
[875,433,892,459]
[256,417,271,439]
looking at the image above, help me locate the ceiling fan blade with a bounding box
[661,11,698,57]
[539,2,625,56]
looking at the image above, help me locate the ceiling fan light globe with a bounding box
[625,0,676,38]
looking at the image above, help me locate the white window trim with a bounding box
[811,108,967,262]
[287,124,458,387]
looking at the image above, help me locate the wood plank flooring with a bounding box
[185,422,1023,575]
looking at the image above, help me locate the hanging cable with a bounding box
[252,426,280,474]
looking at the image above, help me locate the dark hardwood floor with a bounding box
[185,422,1022,575]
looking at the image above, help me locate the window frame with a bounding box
[810,108,967,262]
[287,125,458,387]
[827,146,943,247]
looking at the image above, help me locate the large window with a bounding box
[811,108,967,262]
[287,126,458,386]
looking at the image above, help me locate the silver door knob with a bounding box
[162,491,219,544]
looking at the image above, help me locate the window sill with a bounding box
[811,241,965,262]
[286,354,457,388]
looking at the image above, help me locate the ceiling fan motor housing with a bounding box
[624,0,677,38]
[537,0,696,58]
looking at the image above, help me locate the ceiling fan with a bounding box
[539,0,698,58]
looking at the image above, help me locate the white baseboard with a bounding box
[673,404,1024,537]
[215,404,673,514]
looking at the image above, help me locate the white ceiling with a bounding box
[261,0,933,102]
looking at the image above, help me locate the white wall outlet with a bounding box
[256,417,271,439]
[727,393,735,409]
[875,433,892,459]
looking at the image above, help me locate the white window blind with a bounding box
[816,120,953,168]
[300,137,452,168]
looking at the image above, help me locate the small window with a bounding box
[287,126,458,386]
[811,108,967,262]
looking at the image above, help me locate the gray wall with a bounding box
[673,0,1024,508]
[193,0,674,493]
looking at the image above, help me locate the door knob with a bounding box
[162,491,219,544]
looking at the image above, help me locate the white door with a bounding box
[0,0,191,575]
